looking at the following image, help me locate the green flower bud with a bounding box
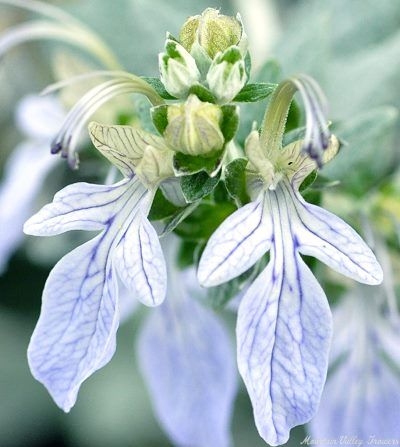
[179,8,246,60]
[159,35,201,98]
[206,46,247,104]
[164,94,225,156]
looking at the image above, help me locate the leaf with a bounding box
[151,104,169,135]
[148,188,180,221]
[233,82,277,102]
[173,150,223,175]
[321,106,398,195]
[188,83,216,103]
[160,202,200,236]
[220,105,239,142]
[254,58,282,83]
[141,76,176,100]
[244,51,252,79]
[299,170,318,192]
[224,158,250,206]
[180,172,219,202]
[174,202,236,241]
[206,265,257,309]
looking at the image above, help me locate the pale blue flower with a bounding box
[138,257,237,447]
[310,280,400,439]
[24,171,167,412]
[198,173,382,445]
[0,94,63,273]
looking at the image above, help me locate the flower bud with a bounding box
[206,46,247,103]
[179,8,246,60]
[164,94,225,156]
[159,36,201,98]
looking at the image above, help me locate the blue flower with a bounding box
[198,135,383,444]
[23,128,171,410]
[137,242,237,447]
[309,256,400,439]
[0,95,63,273]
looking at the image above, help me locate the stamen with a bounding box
[0,0,122,69]
[50,75,164,169]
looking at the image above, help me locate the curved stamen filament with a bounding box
[51,76,164,168]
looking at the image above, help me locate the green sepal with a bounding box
[188,83,216,103]
[141,77,176,100]
[221,105,239,142]
[174,201,236,241]
[173,150,223,175]
[233,82,277,102]
[148,188,180,221]
[224,158,250,206]
[151,105,169,135]
[180,171,220,202]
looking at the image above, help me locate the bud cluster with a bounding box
[159,8,248,104]
[157,8,246,159]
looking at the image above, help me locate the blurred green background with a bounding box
[0,0,399,446]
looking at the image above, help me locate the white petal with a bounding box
[198,194,272,287]
[28,233,119,412]
[24,179,132,236]
[137,276,237,447]
[286,184,383,285]
[0,140,57,272]
[237,252,332,446]
[114,214,167,307]
[16,95,65,139]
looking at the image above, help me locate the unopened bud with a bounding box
[180,8,246,60]
[207,46,247,103]
[159,36,201,98]
[164,94,224,156]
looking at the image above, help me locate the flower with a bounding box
[0,94,64,273]
[137,240,237,447]
[198,78,383,445]
[309,243,400,439]
[23,122,174,412]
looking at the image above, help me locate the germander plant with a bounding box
[1,3,392,446]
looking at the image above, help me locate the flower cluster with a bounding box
[0,3,390,447]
